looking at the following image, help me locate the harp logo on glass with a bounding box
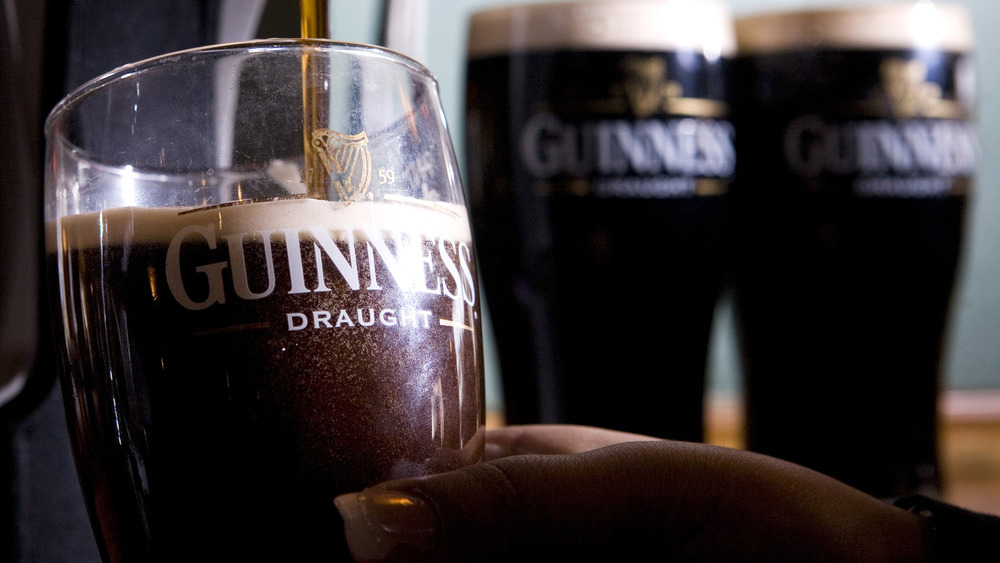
[619,56,728,120]
[870,58,966,120]
[311,129,372,202]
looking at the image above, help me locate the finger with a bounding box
[334,441,929,562]
[484,424,660,460]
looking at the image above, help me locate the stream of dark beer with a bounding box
[301,0,330,200]
[300,0,329,39]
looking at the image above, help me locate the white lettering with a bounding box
[287,312,308,331]
[519,113,564,178]
[438,239,462,301]
[357,308,376,326]
[399,308,417,327]
[380,309,398,326]
[336,309,355,327]
[310,226,360,291]
[225,230,276,300]
[417,309,433,328]
[416,245,442,295]
[459,242,476,307]
[365,242,382,290]
[283,228,310,295]
[784,115,978,179]
[313,310,333,328]
[285,308,437,331]
[519,113,736,182]
[166,223,228,311]
[167,223,477,312]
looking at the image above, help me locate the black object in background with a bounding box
[1,1,297,561]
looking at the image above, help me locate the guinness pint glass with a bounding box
[731,4,976,498]
[466,1,735,439]
[45,41,484,562]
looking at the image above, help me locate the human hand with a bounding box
[335,425,929,562]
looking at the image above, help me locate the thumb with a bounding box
[334,441,927,562]
[336,442,701,562]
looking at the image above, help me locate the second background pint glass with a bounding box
[466,1,736,439]
[731,4,977,498]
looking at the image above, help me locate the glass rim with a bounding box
[44,38,437,136]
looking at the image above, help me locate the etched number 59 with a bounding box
[378,168,395,185]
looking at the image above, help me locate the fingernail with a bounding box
[334,490,438,561]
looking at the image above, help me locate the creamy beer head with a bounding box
[468,0,736,58]
[736,3,973,54]
[47,198,473,251]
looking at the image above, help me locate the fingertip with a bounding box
[334,493,381,561]
[334,490,438,562]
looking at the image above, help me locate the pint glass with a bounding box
[44,40,485,561]
[731,4,976,498]
[466,0,736,439]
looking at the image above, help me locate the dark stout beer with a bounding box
[730,5,976,498]
[47,198,484,561]
[465,1,735,439]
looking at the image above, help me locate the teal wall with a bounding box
[330,0,1000,408]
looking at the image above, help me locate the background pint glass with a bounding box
[465,0,736,440]
[731,4,976,498]
[45,40,484,561]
